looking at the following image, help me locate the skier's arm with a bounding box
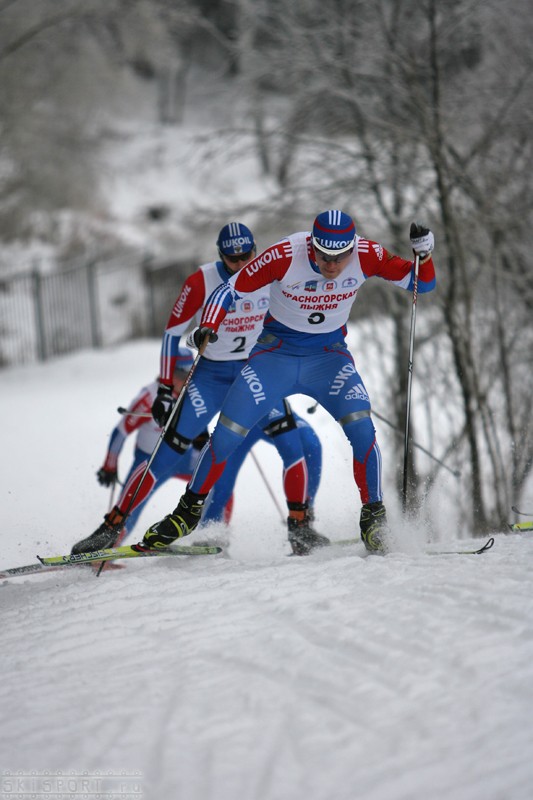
[359,241,436,293]
[160,271,206,384]
[97,388,153,485]
[201,241,292,331]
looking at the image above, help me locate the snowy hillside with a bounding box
[1,340,532,800]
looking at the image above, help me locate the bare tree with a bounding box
[2,0,533,532]
[0,0,238,245]
[232,0,533,530]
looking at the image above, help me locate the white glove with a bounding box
[409,222,434,260]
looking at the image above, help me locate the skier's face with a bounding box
[222,250,255,274]
[313,247,354,278]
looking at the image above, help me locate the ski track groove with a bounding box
[1,535,532,799]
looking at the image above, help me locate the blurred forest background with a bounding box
[1,0,532,531]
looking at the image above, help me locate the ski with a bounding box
[1,542,217,580]
[508,521,533,532]
[427,537,494,555]
[37,542,222,567]
[331,536,495,555]
[0,560,124,581]
[0,562,73,580]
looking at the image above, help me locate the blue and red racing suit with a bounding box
[114,256,322,530]
[187,230,435,508]
[101,382,322,541]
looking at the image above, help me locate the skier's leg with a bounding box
[142,352,296,548]
[71,447,183,554]
[295,417,322,508]
[201,426,262,525]
[302,348,389,553]
[259,401,329,554]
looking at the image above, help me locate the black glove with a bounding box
[96,467,118,487]
[151,383,175,427]
[409,222,434,260]
[192,430,210,451]
[186,326,218,350]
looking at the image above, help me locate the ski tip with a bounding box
[509,521,533,532]
[477,537,494,553]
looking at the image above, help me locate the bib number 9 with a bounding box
[308,312,325,325]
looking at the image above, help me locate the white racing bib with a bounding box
[267,232,366,332]
[200,262,270,360]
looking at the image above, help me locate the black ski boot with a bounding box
[360,501,388,553]
[71,506,126,555]
[287,503,330,556]
[142,489,207,549]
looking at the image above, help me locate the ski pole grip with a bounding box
[117,407,152,418]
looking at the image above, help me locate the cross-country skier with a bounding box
[71,352,225,552]
[140,210,436,555]
[71,222,324,554]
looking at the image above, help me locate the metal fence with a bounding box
[0,251,195,367]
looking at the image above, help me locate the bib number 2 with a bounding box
[231,336,247,353]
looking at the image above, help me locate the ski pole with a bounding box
[95,334,211,576]
[94,482,121,575]
[511,505,533,517]
[250,450,286,523]
[373,410,460,478]
[402,251,420,512]
[307,400,459,477]
[108,481,118,512]
[117,407,152,418]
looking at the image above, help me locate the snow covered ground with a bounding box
[1,340,532,800]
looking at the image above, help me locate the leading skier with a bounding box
[141,210,436,554]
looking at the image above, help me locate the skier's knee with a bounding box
[210,414,249,460]
[341,411,377,462]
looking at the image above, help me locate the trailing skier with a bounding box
[71,223,324,555]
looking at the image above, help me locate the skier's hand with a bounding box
[410,222,434,260]
[151,383,175,427]
[192,429,209,451]
[96,467,118,487]
[186,326,218,350]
